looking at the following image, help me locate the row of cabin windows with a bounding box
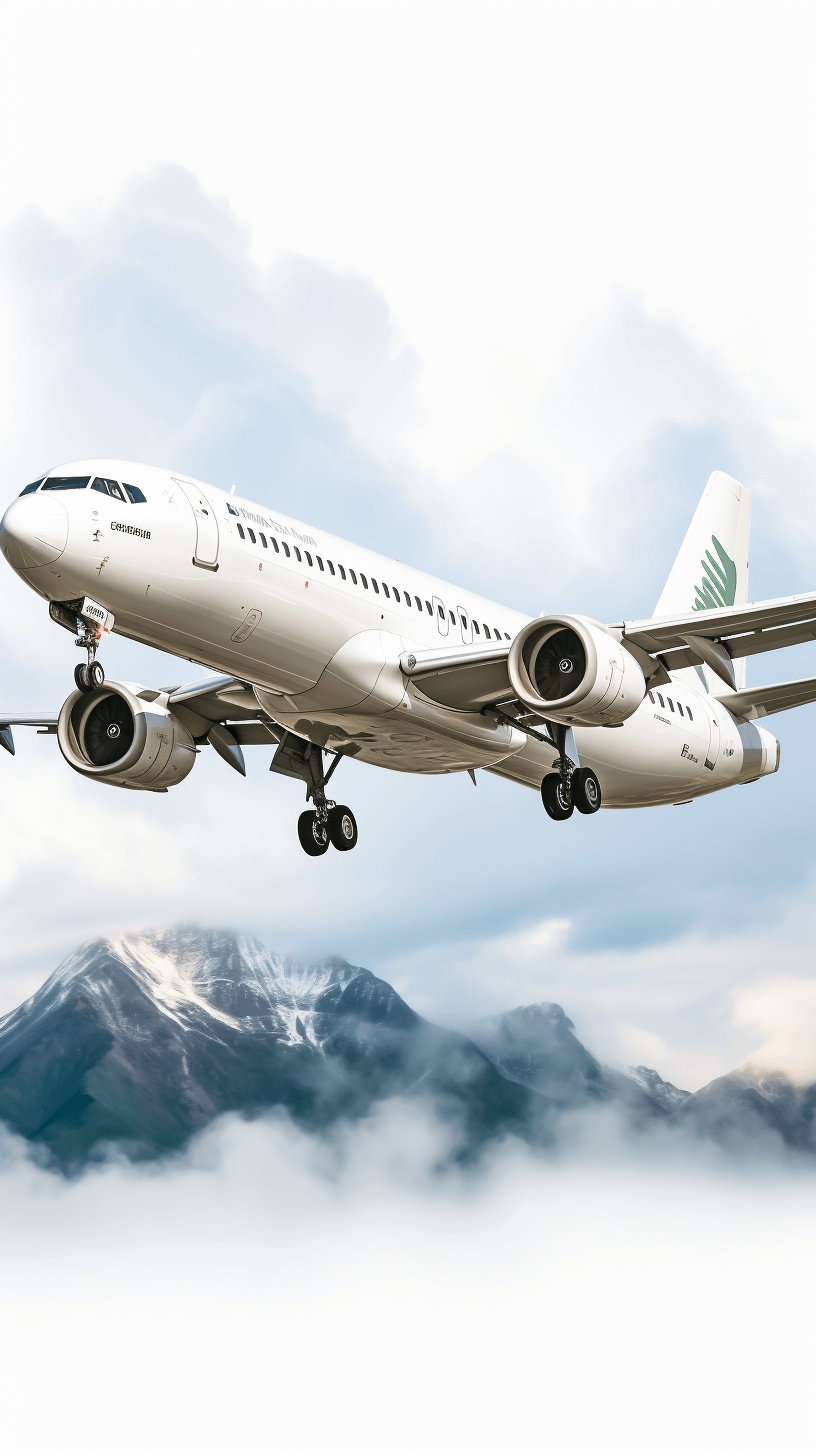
[648,689,693,721]
[234,522,511,640]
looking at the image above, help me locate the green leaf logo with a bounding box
[693,535,737,611]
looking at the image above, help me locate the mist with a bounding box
[1,1101,814,1455]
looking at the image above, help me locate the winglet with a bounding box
[0,726,15,756]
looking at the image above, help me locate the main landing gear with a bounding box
[540,722,602,821]
[73,619,105,693]
[269,730,360,857]
[298,805,359,857]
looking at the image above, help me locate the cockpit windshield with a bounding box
[42,476,91,491]
[92,477,127,502]
[19,479,44,496]
[92,478,147,504]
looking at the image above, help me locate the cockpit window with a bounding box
[123,483,146,504]
[42,476,91,491]
[92,477,127,501]
[20,479,43,496]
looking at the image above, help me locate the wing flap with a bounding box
[622,591,816,655]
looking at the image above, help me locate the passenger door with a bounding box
[457,606,473,644]
[433,595,449,636]
[173,478,220,570]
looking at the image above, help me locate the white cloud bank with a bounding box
[1,1105,814,1455]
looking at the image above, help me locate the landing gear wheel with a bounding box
[541,773,574,820]
[298,810,330,856]
[88,660,105,689]
[327,805,358,851]
[74,662,92,693]
[572,766,602,814]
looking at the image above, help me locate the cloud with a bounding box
[735,977,816,1083]
[1,1103,814,1455]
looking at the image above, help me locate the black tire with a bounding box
[89,660,105,689]
[541,773,574,820]
[297,810,330,856]
[572,766,602,814]
[327,805,358,851]
[74,662,91,693]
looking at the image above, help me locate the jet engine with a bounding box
[57,681,197,791]
[507,615,647,726]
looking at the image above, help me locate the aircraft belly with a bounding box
[574,704,711,804]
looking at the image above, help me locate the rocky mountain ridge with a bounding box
[0,928,811,1165]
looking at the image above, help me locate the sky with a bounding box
[2,4,816,1087]
[2,4,816,1451]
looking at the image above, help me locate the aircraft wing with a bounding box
[398,645,513,710]
[0,716,59,754]
[621,591,816,674]
[714,675,816,723]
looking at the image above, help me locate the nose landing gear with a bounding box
[73,618,105,694]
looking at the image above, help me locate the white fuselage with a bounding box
[0,459,779,806]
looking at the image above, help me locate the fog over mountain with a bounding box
[1,927,813,1168]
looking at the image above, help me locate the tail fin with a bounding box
[654,470,751,692]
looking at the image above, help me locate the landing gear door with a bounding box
[172,478,220,570]
[432,595,449,636]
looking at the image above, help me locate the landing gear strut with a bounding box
[540,722,602,821]
[270,731,360,856]
[73,619,105,694]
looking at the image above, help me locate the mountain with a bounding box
[1,929,812,1167]
[0,929,537,1165]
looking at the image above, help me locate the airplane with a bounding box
[1,461,814,855]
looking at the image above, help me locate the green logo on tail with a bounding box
[693,535,737,611]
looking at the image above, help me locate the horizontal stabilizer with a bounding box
[715,675,816,722]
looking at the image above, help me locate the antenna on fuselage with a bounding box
[229,484,237,495]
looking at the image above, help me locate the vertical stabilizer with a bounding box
[654,471,751,692]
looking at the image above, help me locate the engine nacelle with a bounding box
[58,681,197,791]
[507,615,647,726]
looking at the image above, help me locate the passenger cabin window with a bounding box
[678,702,684,716]
[449,609,455,624]
[20,479,43,495]
[372,579,379,593]
[248,528,256,544]
[305,551,313,567]
[493,628,501,640]
[339,565,346,580]
[44,475,91,491]
[382,582,389,598]
[657,693,664,707]
[438,604,445,619]
[483,624,490,637]
[393,587,399,601]
[405,591,411,605]
[425,601,432,614]
[648,691,655,703]
[473,621,480,633]
[415,596,422,610]
[687,707,693,720]
[667,698,674,712]
[271,537,279,552]
[259,533,267,548]
[361,573,368,588]
[237,524,246,539]
[295,547,302,562]
[283,541,290,557]
[328,560,335,575]
[350,569,357,584]
[317,555,324,569]
[504,633,510,640]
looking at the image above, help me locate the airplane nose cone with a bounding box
[0,494,68,570]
